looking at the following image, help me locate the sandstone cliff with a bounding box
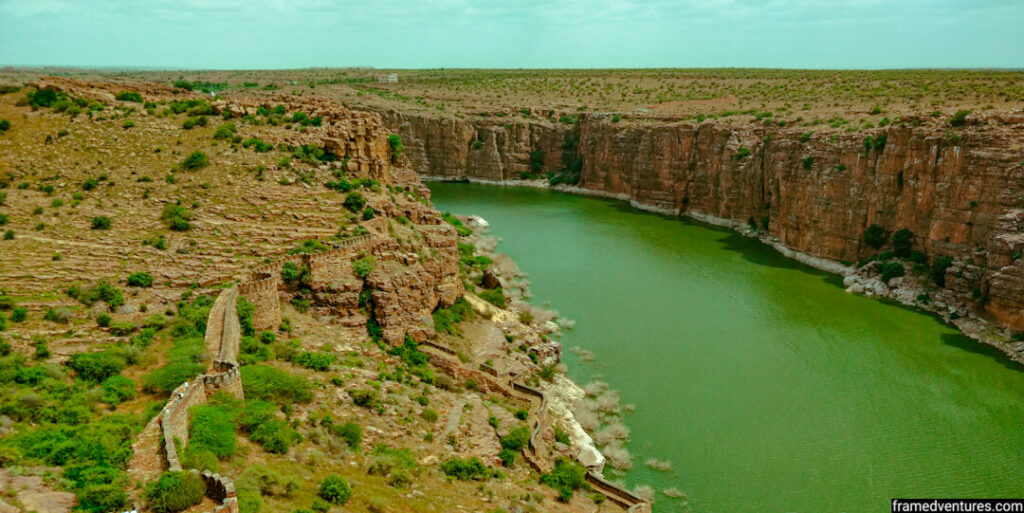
[375,109,1024,334]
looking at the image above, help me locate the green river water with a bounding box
[427,182,1023,513]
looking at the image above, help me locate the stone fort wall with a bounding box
[130,286,243,513]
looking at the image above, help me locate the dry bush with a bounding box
[593,421,630,446]
[593,390,621,414]
[644,458,672,472]
[663,487,688,499]
[582,380,608,397]
[602,441,632,470]
[573,402,600,432]
[632,484,655,502]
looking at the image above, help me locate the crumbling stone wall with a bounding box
[239,273,281,332]
[129,286,244,512]
[200,470,240,513]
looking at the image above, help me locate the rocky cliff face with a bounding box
[375,109,569,180]
[375,108,1024,333]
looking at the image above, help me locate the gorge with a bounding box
[429,182,1024,513]
[374,108,1024,361]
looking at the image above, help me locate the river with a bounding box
[428,182,1024,513]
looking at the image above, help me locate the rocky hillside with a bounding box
[372,108,1024,349]
[0,78,650,513]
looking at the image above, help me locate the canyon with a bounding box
[373,107,1024,356]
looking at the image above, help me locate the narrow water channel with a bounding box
[428,182,1024,513]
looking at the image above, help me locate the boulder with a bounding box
[578,445,606,471]
[481,268,501,289]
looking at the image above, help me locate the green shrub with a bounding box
[180,151,209,171]
[161,202,192,231]
[352,255,374,279]
[500,426,530,453]
[734,147,751,160]
[294,351,335,371]
[28,88,59,108]
[529,149,545,174]
[242,137,274,152]
[236,464,298,498]
[237,296,255,336]
[122,120,135,129]
[241,364,313,404]
[801,156,814,170]
[318,474,352,504]
[422,409,439,423]
[287,239,329,255]
[70,280,125,310]
[539,458,588,502]
[878,262,905,282]
[115,91,143,103]
[930,256,953,286]
[330,422,362,450]
[864,224,887,249]
[432,297,473,336]
[144,471,205,513]
[949,110,971,127]
[498,448,517,467]
[0,119,10,133]
[76,483,128,513]
[478,288,506,308]
[182,116,208,130]
[189,397,242,459]
[100,375,137,405]
[44,307,71,324]
[143,358,204,395]
[127,271,154,287]
[441,212,472,236]
[325,177,352,192]
[91,216,112,230]
[440,457,500,481]
[350,388,380,409]
[892,229,914,258]
[69,350,128,383]
[387,134,403,162]
[11,306,27,322]
[213,123,236,139]
[237,400,300,454]
[343,191,366,212]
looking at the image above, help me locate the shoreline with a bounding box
[424,175,1024,368]
[454,217,649,494]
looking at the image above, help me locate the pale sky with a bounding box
[1,0,1021,69]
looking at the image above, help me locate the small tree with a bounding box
[144,471,205,513]
[949,110,971,127]
[930,256,953,286]
[387,134,404,163]
[878,262,905,282]
[343,191,366,212]
[864,224,886,249]
[318,474,351,505]
[91,216,112,230]
[180,151,209,171]
[115,91,143,102]
[892,229,914,258]
[127,271,154,287]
